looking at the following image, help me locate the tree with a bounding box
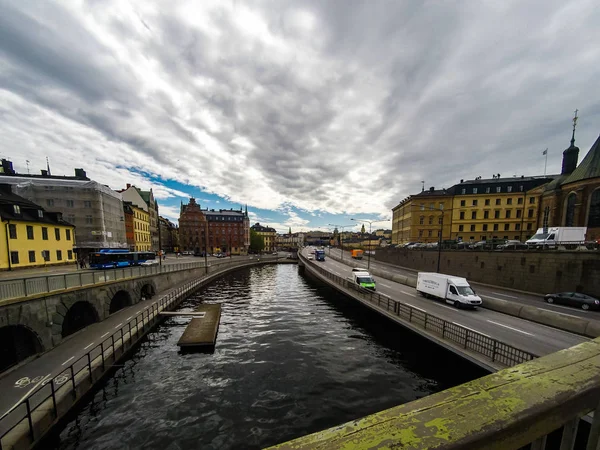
[249,229,265,253]
[361,224,366,234]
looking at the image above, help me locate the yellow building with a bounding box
[450,176,552,242]
[0,184,75,270]
[392,188,454,244]
[251,222,277,252]
[132,204,151,252]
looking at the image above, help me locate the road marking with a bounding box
[100,332,109,339]
[136,311,141,314]
[84,342,94,350]
[487,320,534,336]
[126,316,132,321]
[61,356,75,366]
[400,290,417,297]
[436,304,457,311]
[491,292,520,299]
[379,283,392,288]
[538,308,581,318]
[405,304,425,312]
[452,322,490,337]
[115,323,123,329]
[1,374,51,420]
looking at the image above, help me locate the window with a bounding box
[67,250,73,260]
[56,250,62,261]
[471,211,477,220]
[26,225,34,239]
[529,197,535,204]
[484,211,489,219]
[438,216,443,225]
[517,197,523,205]
[38,210,43,218]
[420,203,425,211]
[507,186,513,193]
[42,250,50,261]
[565,193,577,226]
[439,203,444,210]
[515,224,521,231]
[516,210,522,218]
[418,230,423,237]
[66,229,71,240]
[504,224,510,231]
[507,198,512,205]
[84,201,92,208]
[483,224,488,231]
[460,200,466,207]
[428,230,432,237]
[13,205,21,214]
[528,209,534,218]
[473,188,478,194]
[485,187,490,194]
[428,216,433,225]
[470,225,476,232]
[472,199,478,206]
[459,211,465,220]
[419,216,424,225]
[588,190,600,228]
[85,215,93,224]
[8,224,17,239]
[42,227,48,240]
[485,199,490,206]
[10,252,19,264]
[29,251,36,263]
[47,199,54,207]
[493,224,499,231]
[55,228,60,240]
[430,203,434,210]
[496,187,501,193]
[506,210,511,218]
[461,189,466,195]
[494,210,500,219]
[527,223,533,230]
[66,200,74,207]
[495,199,501,205]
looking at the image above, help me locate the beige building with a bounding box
[251,223,277,252]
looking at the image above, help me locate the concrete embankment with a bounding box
[327,252,600,338]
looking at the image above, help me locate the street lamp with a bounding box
[328,223,353,261]
[351,218,389,270]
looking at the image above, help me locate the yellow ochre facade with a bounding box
[132,205,151,252]
[1,184,75,270]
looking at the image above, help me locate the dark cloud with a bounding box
[0,0,599,218]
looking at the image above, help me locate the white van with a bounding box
[416,272,482,309]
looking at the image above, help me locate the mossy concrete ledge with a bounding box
[266,337,600,450]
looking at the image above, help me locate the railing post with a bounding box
[70,366,77,399]
[23,278,28,297]
[531,435,547,450]
[87,353,93,380]
[50,379,58,417]
[492,340,498,362]
[464,330,470,349]
[424,314,428,329]
[64,274,67,289]
[442,321,446,337]
[79,272,83,287]
[121,328,124,348]
[559,416,580,450]
[409,307,413,322]
[25,398,34,441]
[111,335,115,354]
[586,402,600,450]
[100,342,105,370]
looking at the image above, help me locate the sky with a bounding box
[1,0,599,233]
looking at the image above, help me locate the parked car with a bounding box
[544,292,600,311]
[496,240,528,250]
[141,259,159,266]
[308,254,314,260]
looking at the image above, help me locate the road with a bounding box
[305,249,588,358]
[327,248,600,321]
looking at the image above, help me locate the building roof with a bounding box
[562,134,600,185]
[251,222,276,233]
[0,184,74,226]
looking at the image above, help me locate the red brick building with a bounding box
[179,199,250,254]
[123,202,135,251]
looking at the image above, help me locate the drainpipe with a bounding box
[4,220,12,271]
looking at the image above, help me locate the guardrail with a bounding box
[392,241,600,251]
[301,253,536,368]
[0,258,248,301]
[0,256,281,450]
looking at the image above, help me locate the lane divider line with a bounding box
[452,322,490,338]
[538,308,581,318]
[491,292,519,299]
[114,323,123,329]
[100,332,109,339]
[61,356,74,366]
[487,320,534,336]
[83,342,94,350]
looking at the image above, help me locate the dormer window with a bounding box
[38,210,43,218]
[13,205,20,214]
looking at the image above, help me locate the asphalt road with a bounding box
[305,249,588,357]
[327,248,600,321]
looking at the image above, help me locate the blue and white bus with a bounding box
[89,249,156,269]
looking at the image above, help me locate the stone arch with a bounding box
[109,290,133,314]
[0,325,44,372]
[61,301,100,338]
[587,188,600,229]
[563,191,577,226]
[137,280,157,301]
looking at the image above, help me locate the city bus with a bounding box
[89,249,156,269]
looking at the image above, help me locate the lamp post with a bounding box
[203,219,209,274]
[351,218,389,270]
[328,223,352,261]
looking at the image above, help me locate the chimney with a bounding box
[460,179,464,183]
[429,186,434,192]
[41,170,48,176]
[74,168,87,179]
[0,159,15,175]
[126,183,131,188]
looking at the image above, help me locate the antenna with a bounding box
[421,180,425,192]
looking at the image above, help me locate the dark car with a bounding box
[544,292,600,311]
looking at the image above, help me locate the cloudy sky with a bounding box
[1,0,599,233]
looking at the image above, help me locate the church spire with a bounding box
[561,109,580,175]
[571,108,578,147]
[244,204,248,217]
[46,156,51,176]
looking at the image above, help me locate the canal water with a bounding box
[51,264,487,450]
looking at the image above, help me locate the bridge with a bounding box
[269,249,600,449]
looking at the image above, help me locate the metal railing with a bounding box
[0,257,265,301]
[0,255,280,449]
[301,254,536,368]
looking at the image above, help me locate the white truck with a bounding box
[416,272,482,309]
[525,227,586,249]
[347,271,377,291]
